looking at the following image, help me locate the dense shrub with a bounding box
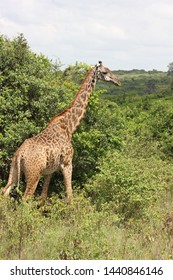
[85,149,173,221]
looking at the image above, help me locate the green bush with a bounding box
[0,34,62,183]
[85,150,171,221]
[0,196,45,259]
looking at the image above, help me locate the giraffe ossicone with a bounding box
[2,62,121,204]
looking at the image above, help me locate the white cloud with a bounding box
[0,0,173,70]
[156,2,173,17]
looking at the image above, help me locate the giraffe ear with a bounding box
[95,61,102,69]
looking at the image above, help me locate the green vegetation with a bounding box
[1,34,173,259]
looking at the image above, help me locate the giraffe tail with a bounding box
[3,153,22,196]
[17,154,22,189]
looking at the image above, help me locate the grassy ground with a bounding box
[1,145,173,260]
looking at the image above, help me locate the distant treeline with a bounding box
[113,69,166,75]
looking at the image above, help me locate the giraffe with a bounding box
[2,61,121,204]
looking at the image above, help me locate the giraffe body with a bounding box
[3,123,73,203]
[3,62,121,204]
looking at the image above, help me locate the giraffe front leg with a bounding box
[61,163,73,201]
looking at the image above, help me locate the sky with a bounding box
[0,0,173,71]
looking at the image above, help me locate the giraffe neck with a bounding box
[49,67,97,136]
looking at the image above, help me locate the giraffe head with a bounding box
[95,61,121,86]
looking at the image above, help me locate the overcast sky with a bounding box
[0,0,173,71]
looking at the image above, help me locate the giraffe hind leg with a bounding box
[40,174,52,206]
[3,182,16,197]
[23,172,40,199]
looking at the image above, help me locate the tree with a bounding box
[167,63,173,90]
[145,79,156,94]
[167,62,173,76]
[0,34,62,184]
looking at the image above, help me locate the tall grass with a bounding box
[0,188,173,260]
